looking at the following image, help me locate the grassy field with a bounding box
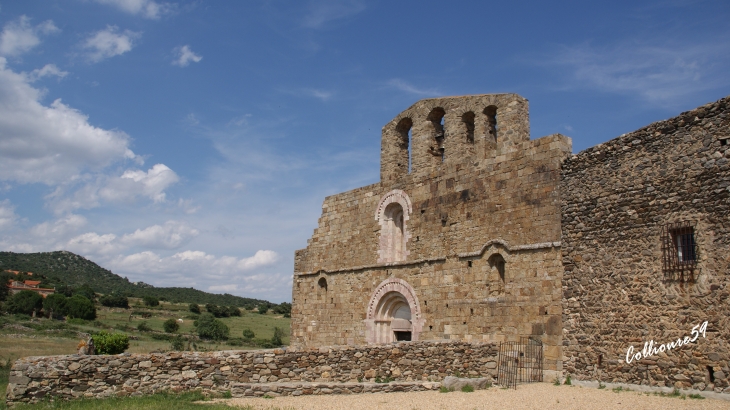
[0,301,291,409]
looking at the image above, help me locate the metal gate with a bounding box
[496,336,543,389]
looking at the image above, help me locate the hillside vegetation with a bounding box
[0,251,275,308]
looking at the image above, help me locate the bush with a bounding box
[272,302,291,317]
[257,305,269,315]
[137,321,152,332]
[195,313,229,340]
[242,328,255,340]
[189,303,201,314]
[4,290,43,315]
[271,327,285,346]
[65,295,97,320]
[227,306,241,317]
[92,331,129,355]
[73,285,97,301]
[42,293,67,318]
[163,318,180,333]
[143,296,159,307]
[100,294,129,309]
[170,335,186,351]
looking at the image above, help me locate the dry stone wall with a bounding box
[6,341,498,405]
[560,96,730,393]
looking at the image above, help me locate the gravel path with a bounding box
[219,382,730,410]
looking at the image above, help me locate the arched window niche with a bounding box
[364,278,425,344]
[487,253,506,296]
[375,190,412,264]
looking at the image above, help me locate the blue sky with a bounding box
[0,0,728,303]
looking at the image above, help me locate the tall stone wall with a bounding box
[6,341,498,405]
[560,96,730,392]
[292,94,571,372]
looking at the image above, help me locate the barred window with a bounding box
[661,221,698,281]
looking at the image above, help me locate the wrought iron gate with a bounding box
[496,336,543,389]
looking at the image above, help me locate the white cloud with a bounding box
[302,0,365,29]
[120,220,198,249]
[106,164,179,203]
[0,16,59,57]
[27,64,68,82]
[278,87,334,101]
[386,79,441,97]
[0,58,138,185]
[208,284,238,292]
[66,232,119,255]
[82,26,141,63]
[29,214,88,240]
[172,45,202,67]
[91,0,171,19]
[0,199,18,230]
[549,41,730,104]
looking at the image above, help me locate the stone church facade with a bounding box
[291,93,730,385]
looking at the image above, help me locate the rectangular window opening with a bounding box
[661,221,698,281]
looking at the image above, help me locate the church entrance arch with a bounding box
[364,278,424,344]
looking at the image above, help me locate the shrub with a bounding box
[137,321,152,332]
[100,294,129,309]
[564,374,572,385]
[242,328,255,340]
[65,295,97,320]
[257,305,269,315]
[461,384,474,393]
[42,293,67,318]
[170,335,186,351]
[4,290,43,315]
[189,303,201,314]
[163,318,180,333]
[92,331,129,355]
[73,285,97,301]
[195,313,229,340]
[271,327,285,346]
[272,302,291,317]
[227,306,241,317]
[143,296,159,307]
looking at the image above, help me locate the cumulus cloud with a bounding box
[0,16,59,57]
[91,0,171,19]
[82,26,141,63]
[27,64,68,82]
[0,199,18,230]
[172,45,202,67]
[120,220,198,249]
[0,58,138,185]
[66,232,119,255]
[46,164,179,214]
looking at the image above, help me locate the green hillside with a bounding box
[0,251,273,307]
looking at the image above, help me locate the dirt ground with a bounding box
[218,382,730,410]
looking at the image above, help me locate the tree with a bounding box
[143,296,159,307]
[228,306,241,317]
[271,327,285,346]
[43,293,67,318]
[0,272,12,301]
[189,303,200,314]
[273,302,292,318]
[195,313,229,340]
[74,285,97,301]
[242,328,255,341]
[137,322,152,332]
[257,305,269,315]
[65,295,97,320]
[4,290,43,315]
[100,294,129,308]
[163,318,180,333]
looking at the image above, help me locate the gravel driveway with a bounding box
[219,382,730,410]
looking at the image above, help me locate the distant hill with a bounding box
[0,251,273,307]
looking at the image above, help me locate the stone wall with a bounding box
[292,94,571,371]
[6,341,498,405]
[560,96,730,392]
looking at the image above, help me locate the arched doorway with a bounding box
[364,278,424,344]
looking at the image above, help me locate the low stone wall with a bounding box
[6,341,499,405]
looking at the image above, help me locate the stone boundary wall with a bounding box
[560,95,730,393]
[6,341,499,405]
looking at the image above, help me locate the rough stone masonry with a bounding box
[291,93,730,390]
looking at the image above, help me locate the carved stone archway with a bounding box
[364,278,424,344]
[375,190,412,263]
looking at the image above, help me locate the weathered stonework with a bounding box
[6,341,497,405]
[560,96,730,392]
[292,94,570,371]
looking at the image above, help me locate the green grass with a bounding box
[8,390,242,410]
[460,384,474,393]
[439,386,453,393]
